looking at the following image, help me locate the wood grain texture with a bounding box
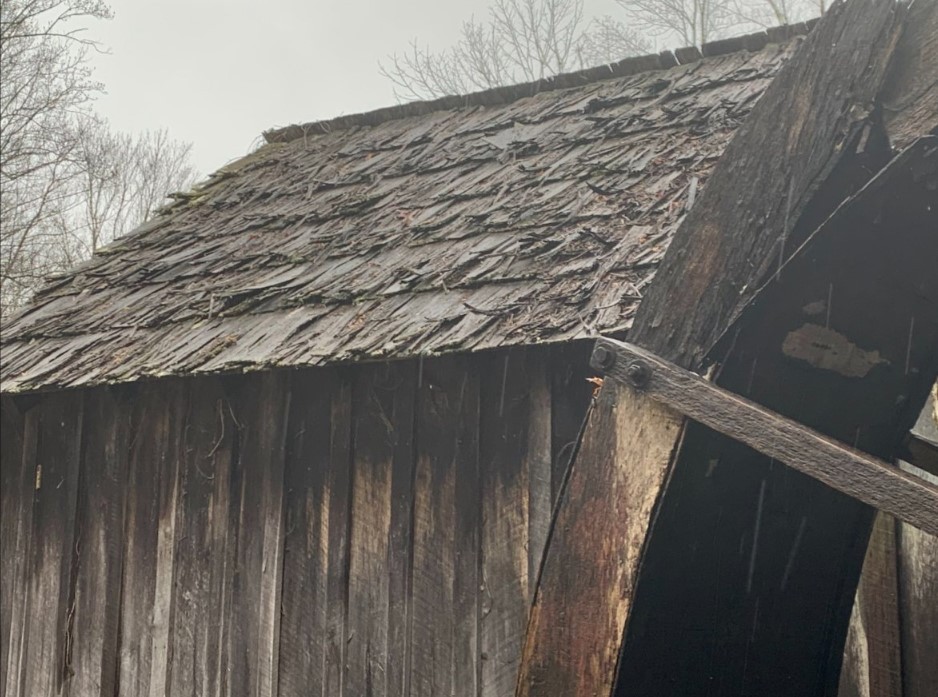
[166,377,235,697]
[548,343,594,507]
[1,398,36,697]
[66,387,131,697]
[525,352,552,603]
[385,364,418,697]
[838,513,904,697]
[224,372,290,697]
[277,369,338,695]
[516,379,682,696]
[480,349,552,697]
[346,362,416,697]
[411,356,479,697]
[147,383,184,697]
[324,373,353,697]
[897,464,938,697]
[117,381,186,697]
[0,397,26,692]
[453,361,481,697]
[16,393,83,697]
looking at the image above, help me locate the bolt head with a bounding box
[626,360,651,388]
[592,344,616,371]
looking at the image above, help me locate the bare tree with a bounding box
[381,0,825,101]
[48,123,196,263]
[1,0,196,314]
[380,0,650,101]
[613,0,821,48]
[613,0,736,46]
[725,0,822,30]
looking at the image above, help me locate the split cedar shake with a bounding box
[1,4,936,696]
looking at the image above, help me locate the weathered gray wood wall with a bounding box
[1,341,935,696]
[0,344,593,697]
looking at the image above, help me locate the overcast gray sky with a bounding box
[90,1,621,175]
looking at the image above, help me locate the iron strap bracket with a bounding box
[590,337,938,537]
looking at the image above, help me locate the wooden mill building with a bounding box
[1,8,936,696]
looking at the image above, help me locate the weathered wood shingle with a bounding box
[0,34,805,393]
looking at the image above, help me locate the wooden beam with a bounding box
[592,338,938,537]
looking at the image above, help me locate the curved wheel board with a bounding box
[516,379,682,694]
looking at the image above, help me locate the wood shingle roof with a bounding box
[0,28,809,393]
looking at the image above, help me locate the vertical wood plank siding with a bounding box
[166,377,235,697]
[0,342,933,696]
[0,396,27,692]
[69,388,132,697]
[22,393,84,697]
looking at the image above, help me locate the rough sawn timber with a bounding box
[516,378,682,695]
[516,2,936,695]
[593,339,938,536]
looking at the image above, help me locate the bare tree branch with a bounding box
[380,0,651,101]
[1,0,197,314]
[613,0,820,47]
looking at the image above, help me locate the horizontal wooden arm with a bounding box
[591,337,938,537]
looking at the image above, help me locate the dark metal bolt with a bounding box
[626,360,651,388]
[592,344,616,371]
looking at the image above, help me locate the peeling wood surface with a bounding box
[0,36,808,394]
[0,344,596,696]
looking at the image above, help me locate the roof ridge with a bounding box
[263,21,816,145]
